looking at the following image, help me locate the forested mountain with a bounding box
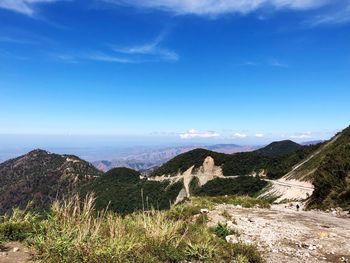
[255,140,302,157]
[151,140,319,179]
[0,149,102,213]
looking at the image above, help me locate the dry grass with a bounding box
[1,194,265,262]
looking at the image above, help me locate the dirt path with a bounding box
[207,204,350,263]
[259,178,314,202]
[0,242,33,263]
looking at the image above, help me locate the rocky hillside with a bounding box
[0,149,102,213]
[151,140,318,179]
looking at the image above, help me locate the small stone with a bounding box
[225,235,239,244]
[308,245,317,250]
[13,247,20,252]
[200,208,209,214]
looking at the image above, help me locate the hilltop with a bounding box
[255,140,302,157]
[0,149,102,213]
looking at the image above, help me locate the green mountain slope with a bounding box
[152,141,318,179]
[0,149,102,213]
[285,126,350,182]
[304,126,350,209]
[308,143,350,210]
[80,167,183,214]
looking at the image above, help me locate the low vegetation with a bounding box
[194,176,268,197]
[0,195,265,263]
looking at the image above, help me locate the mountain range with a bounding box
[0,125,349,213]
[92,144,258,172]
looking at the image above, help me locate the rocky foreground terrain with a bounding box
[206,203,350,263]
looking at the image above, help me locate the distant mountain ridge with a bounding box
[92,144,257,172]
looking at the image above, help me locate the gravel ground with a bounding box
[206,203,350,263]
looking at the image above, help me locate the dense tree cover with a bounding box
[80,167,183,214]
[194,177,268,197]
[255,140,302,157]
[152,142,320,179]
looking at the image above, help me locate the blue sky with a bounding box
[0,0,350,146]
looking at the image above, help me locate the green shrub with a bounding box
[214,222,231,239]
[185,241,216,260]
[0,208,39,242]
[231,242,265,263]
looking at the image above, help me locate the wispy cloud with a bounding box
[238,58,288,68]
[308,3,350,26]
[290,131,313,139]
[255,133,265,138]
[232,132,248,139]
[51,52,137,64]
[241,61,259,66]
[0,0,61,16]
[105,0,330,16]
[112,33,179,62]
[51,31,178,64]
[180,129,220,139]
[50,54,78,63]
[85,52,136,63]
[269,58,288,68]
[0,36,38,45]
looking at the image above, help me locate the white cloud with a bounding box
[0,0,60,15]
[106,0,329,16]
[180,129,220,139]
[112,33,179,62]
[233,132,248,139]
[290,131,313,139]
[255,133,264,138]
